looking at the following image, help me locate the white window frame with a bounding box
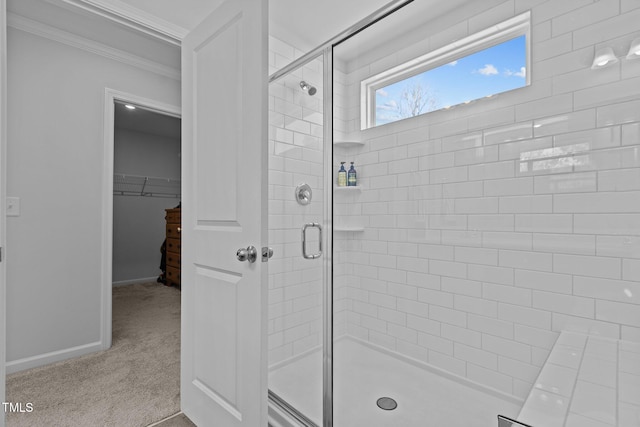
[361,11,531,129]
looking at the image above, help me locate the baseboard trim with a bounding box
[112,276,158,287]
[6,341,102,374]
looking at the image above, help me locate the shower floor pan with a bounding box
[269,338,520,427]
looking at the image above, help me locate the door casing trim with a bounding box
[101,88,180,350]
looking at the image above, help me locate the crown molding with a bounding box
[8,13,180,80]
[46,0,186,45]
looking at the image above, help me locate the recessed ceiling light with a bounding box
[125,104,136,110]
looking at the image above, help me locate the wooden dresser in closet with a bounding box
[165,207,181,288]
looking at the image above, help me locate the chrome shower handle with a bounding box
[302,223,322,259]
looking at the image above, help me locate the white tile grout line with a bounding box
[146,411,184,427]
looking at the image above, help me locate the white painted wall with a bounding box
[5,27,179,370]
[334,0,640,401]
[112,128,180,285]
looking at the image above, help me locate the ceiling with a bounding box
[60,0,481,67]
[97,0,404,138]
[7,0,181,68]
[95,0,224,34]
[9,0,482,138]
[269,0,394,52]
[114,102,181,140]
[73,0,399,52]
[9,1,483,70]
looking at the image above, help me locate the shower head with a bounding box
[300,81,317,96]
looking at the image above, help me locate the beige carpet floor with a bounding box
[6,282,182,427]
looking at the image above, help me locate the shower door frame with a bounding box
[267,1,414,426]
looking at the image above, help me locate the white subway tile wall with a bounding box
[268,42,325,368]
[332,0,640,401]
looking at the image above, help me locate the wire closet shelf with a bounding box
[113,174,181,198]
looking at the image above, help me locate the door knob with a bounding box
[236,246,258,263]
[262,247,274,262]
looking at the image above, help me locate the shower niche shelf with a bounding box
[334,140,364,148]
[334,174,364,232]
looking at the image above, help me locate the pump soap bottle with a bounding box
[347,162,357,187]
[337,162,347,187]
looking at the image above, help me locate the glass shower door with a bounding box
[267,53,326,426]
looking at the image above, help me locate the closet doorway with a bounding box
[112,101,181,287]
[108,93,183,420]
[101,89,181,350]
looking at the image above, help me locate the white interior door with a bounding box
[181,0,268,426]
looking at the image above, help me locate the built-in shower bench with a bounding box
[505,331,640,427]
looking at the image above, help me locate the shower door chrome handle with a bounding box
[302,223,322,259]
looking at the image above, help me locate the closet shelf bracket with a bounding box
[113,173,181,198]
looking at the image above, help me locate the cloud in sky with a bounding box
[376,100,398,111]
[505,66,526,78]
[378,88,389,97]
[448,60,458,66]
[477,64,498,76]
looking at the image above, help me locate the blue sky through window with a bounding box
[375,35,527,126]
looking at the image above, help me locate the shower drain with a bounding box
[376,397,398,411]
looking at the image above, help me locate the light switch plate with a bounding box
[7,197,20,217]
